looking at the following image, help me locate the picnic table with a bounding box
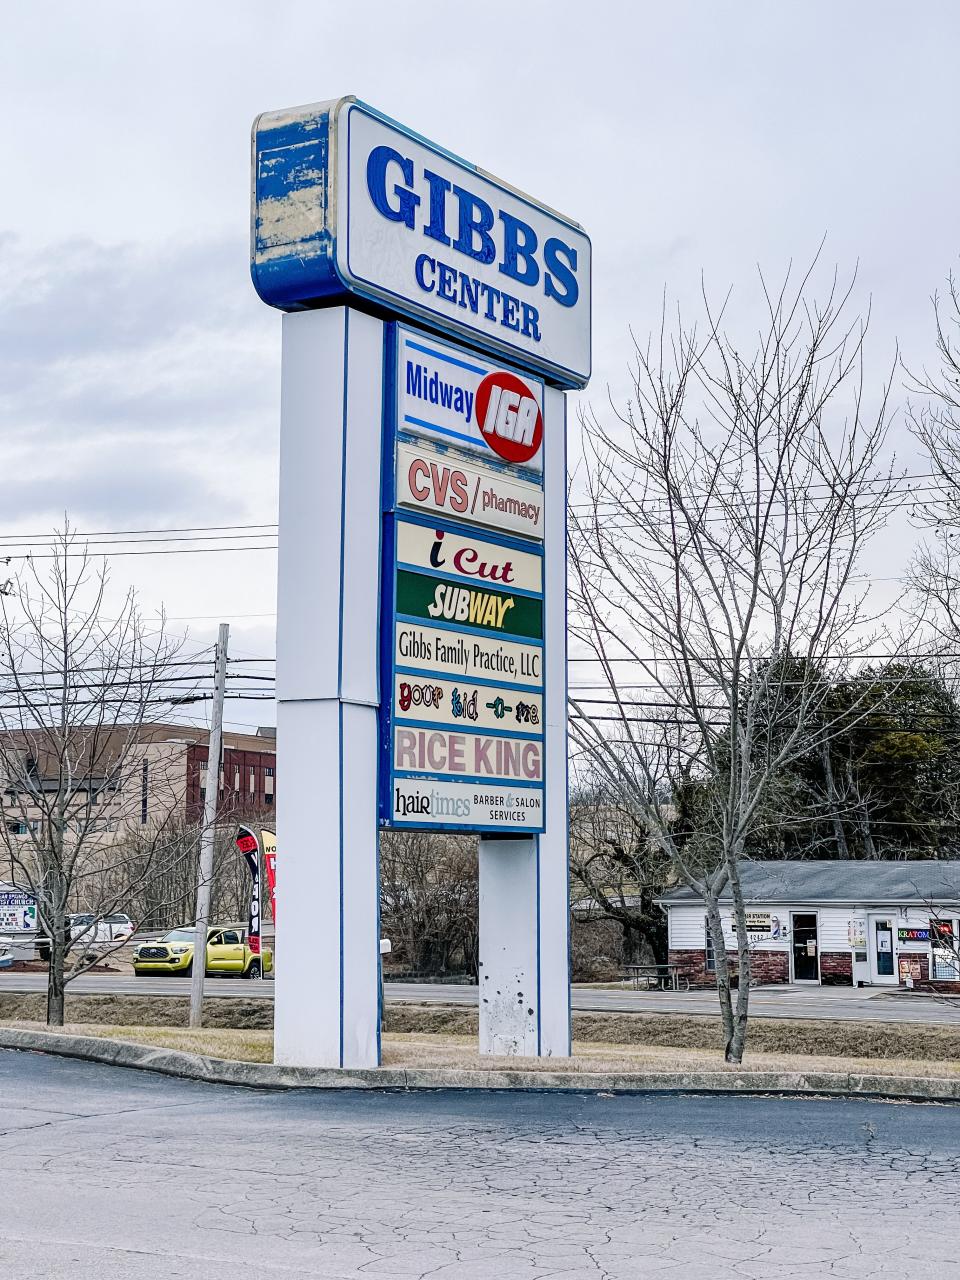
[625,962,691,992]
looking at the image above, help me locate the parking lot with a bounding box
[1,1049,958,1279]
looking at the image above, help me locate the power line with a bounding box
[1,545,278,560]
[0,522,277,542]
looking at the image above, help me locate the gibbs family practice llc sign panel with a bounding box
[381,510,545,831]
[250,98,591,388]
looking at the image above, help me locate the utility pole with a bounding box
[189,623,229,1029]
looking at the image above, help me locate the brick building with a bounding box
[657,860,960,990]
[1,722,276,838]
[184,727,276,823]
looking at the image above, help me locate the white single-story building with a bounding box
[657,860,960,988]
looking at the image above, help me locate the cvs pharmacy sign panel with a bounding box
[396,442,544,540]
[251,98,591,387]
[398,327,545,472]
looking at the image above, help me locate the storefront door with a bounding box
[869,915,897,984]
[791,913,820,982]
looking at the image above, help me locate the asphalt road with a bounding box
[4,970,960,1023]
[1,1050,958,1278]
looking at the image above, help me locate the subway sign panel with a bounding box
[250,97,591,388]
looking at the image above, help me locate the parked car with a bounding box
[132,926,272,979]
[0,943,12,971]
[36,912,135,961]
[70,913,135,946]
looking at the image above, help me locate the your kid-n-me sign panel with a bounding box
[251,98,591,387]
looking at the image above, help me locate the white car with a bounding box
[69,913,135,947]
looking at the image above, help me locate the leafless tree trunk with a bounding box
[569,780,670,967]
[0,528,202,1025]
[819,740,850,858]
[908,270,960,706]
[569,261,902,1063]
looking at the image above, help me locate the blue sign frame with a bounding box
[378,323,547,832]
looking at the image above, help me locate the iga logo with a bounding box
[476,371,543,465]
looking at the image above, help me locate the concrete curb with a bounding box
[1,1026,960,1101]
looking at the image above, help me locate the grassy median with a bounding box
[5,1021,960,1079]
[3,990,960,1067]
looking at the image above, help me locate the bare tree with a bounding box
[0,530,201,1024]
[379,830,478,978]
[908,271,960,652]
[569,263,901,1063]
[118,811,276,931]
[569,778,670,967]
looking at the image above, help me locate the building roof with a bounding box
[657,860,960,907]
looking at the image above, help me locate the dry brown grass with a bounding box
[4,990,960,1067]
[8,1022,960,1079]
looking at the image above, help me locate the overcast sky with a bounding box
[2,0,958,725]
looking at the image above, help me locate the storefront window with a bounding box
[932,918,959,980]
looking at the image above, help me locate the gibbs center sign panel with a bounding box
[252,98,590,833]
[250,97,591,389]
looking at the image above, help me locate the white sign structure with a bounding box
[253,97,590,1069]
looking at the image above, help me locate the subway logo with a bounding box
[395,569,542,641]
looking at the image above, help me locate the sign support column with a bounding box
[273,306,384,1069]
[478,386,570,1057]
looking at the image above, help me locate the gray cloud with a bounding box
[0,454,230,526]
[0,234,276,442]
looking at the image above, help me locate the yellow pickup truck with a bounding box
[132,926,272,979]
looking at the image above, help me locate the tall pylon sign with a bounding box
[251,97,591,1067]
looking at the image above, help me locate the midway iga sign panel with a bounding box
[397,326,544,474]
[381,514,545,832]
[396,440,544,540]
[251,98,591,388]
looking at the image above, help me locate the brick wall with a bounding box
[668,948,790,988]
[668,949,710,988]
[820,951,853,985]
[750,950,789,984]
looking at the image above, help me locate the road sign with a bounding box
[259,95,588,1065]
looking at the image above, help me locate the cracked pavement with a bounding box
[1,1049,959,1278]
